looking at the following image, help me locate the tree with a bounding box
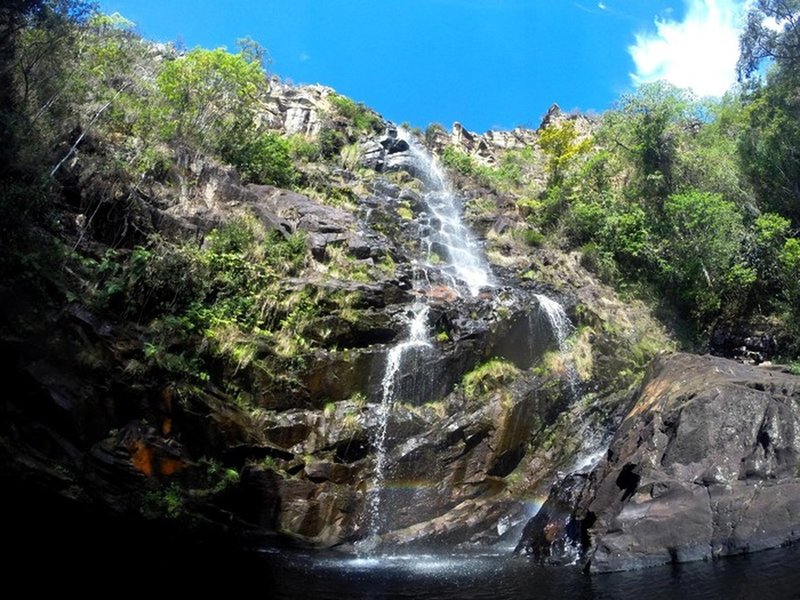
[738,0,800,81]
[662,190,751,321]
[538,119,591,186]
[156,47,266,150]
[1,0,94,177]
[600,82,698,204]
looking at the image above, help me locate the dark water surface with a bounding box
[257,545,800,600]
[5,487,800,598]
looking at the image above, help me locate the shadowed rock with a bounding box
[516,353,800,572]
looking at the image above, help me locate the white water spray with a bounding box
[361,131,494,550]
[534,294,573,352]
[399,130,492,296]
[365,304,432,540]
[534,293,580,403]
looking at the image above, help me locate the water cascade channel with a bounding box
[361,131,494,546]
[360,132,584,549]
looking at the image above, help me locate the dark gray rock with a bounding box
[516,353,800,572]
[709,326,778,364]
[384,151,418,176]
[371,179,402,199]
[359,140,385,171]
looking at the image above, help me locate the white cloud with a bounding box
[598,2,607,10]
[629,0,747,97]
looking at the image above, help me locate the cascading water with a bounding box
[534,293,579,397]
[534,294,607,480]
[360,130,493,549]
[364,303,431,542]
[399,130,492,296]
[533,294,573,352]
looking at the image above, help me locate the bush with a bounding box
[318,128,347,160]
[222,132,296,187]
[440,146,476,175]
[462,358,519,400]
[328,93,382,133]
[156,47,265,150]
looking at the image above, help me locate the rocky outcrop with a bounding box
[423,107,595,168]
[2,70,693,560]
[710,325,778,364]
[260,82,334,137]
[517,353,800,572]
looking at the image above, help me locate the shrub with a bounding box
[318,128,347,160]
[328,93,382,132]
[462,358,519,400]
[221,132,296,187]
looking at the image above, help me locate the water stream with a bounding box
[364,303,432,541]
[400,130,492,296]
[534,294,573,351]
[534,293,579,399]
[361,132,492,546]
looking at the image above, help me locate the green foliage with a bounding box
[462,358,519,400]
[516,228,545,247]
[200,458,240,494]
[221,132,296,186]
[286,134,320,161]
[780,237,800,317]
[440,146,477,175]
[318,127,347,160]
[600,82,698,201]
[738,83,800,225]
[538,120,592,185]
[738,0,800,80]
[328,93,383,133]
[662,190,749,320]
[141,484,184,519]
[156,47,265,148]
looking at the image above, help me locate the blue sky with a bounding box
[98,0,750,132]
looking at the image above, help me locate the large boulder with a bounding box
[516,353,800,572]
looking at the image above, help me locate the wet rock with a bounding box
[263,410,318,451]
[304,460,355,484]
[371,377,542,538]
[371,179,402,199]
[384,151,418,176]
[359,140,385,171]
[517,353,800,572]
[514,472,590,564]
[426,285,460,304]
[276,478,361,546]
[710,326,778,364]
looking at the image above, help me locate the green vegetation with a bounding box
[434,71,800,358]
[462,358,519,400]
[2,0,800,409]
[141,484,184,519]
[221,132,296,186]
[328,93,383,133]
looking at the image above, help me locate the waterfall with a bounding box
[364,303,431,540]
[360,130,492,549]
[534,293,579,398]
[534,294,573,352]
[399,130,492,297]
[533,293,608,475]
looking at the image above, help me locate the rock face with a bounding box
[424,108,595,168]
[261,82,335,137]
[1,74,686,558]
[517,353,800,572]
